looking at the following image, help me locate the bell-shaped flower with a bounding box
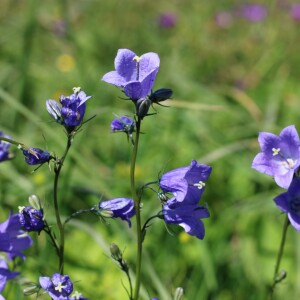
[102,48,160,100]
[18,206,45,232]
[39,273,73,300]
[0,258,19,294]
[22,147,51,166]
[99,198,135,227]
[159,160,212,204]
[274,176,300,230]
[0,132,11,163]
[0,213,32,260]
[252,125,300,189]
[111,116,135,133]
[163,198,210,239]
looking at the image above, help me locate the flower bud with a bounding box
[28,195,41,210]
[149,88,173,103]
[136,97,151,119]
[110,243,122,261]
[174,287,184,300]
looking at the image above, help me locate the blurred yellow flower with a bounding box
[56,54,75,72]
[33,172,46,185]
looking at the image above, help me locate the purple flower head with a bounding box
[111,116,135,133]
[0,132,11,163]
[0,213,32,260]
[159,160,212,204]
[0,258,19,294]
[158,12,177,28]
[69,291,88,300]
[60,88,91,127]
[18,206,45,232]
[22,147,51,165]
[39,273,73,300]
[290,4,300,21]
[274,176,300,230]
[163,198,210,239]
[236,4,267,22]
[99,198,135,227]
[252,125,300,189]
[102,49,160,100]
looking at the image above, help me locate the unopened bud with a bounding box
[110,243,122,261]
[28,195,41,210]
[174,287,184,300]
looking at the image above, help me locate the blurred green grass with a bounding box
[1,0,300,299]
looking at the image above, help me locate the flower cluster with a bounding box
[159,160,212,239]
[252,125,300,230]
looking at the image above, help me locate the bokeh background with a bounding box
[1,0,300,299]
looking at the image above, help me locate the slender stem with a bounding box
[131,118,142,300]
[269,215,289,299]
[53,134,72,274]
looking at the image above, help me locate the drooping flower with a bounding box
[0,132,11,163]
[39,273,73,300]
[22,147,51,166]
[102,49,160,100]
[111,116,135,133]
[159,160,212,204]
[18,206,45,232]
[99,198,135,227]
[0,213,32,260]
[0,258,19,295]
[252,125,300,189]
[163,197,210,239]
[274,176,300,230]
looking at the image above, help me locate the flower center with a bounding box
[133,55,142,81]
[55,282,66,293]
[272,148,280,156]
[282,158,296,170]
[193,181,205,189]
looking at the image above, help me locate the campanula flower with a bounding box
[102,48,160,100]
[99,198,135,227]
[0,213,32,260]
[18,206,45,232]
[111,116,135,133]
[252,125,300,189]
[274,176,300,230]
[160,160,212,204]
[39,273,73,300]
[22,147,51,166]
[0,132,11,163]
[163,197,210,239]
[0,258,19,295]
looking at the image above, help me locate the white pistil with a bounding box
[194,181,205,190]
[18,206,25,213]
[133,55,142,63]
[272,148,280,156]
[282,158,295,170]
[55,282,66,293]
[133,55,142,81]
[73,87,81,94]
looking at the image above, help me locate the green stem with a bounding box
[132,118,142,300]
[53,134,72,274]
[269,215,289,299]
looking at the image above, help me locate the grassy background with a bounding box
[1,0,300,299]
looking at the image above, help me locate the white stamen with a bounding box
[18,206,25,213]
[193,181,206,190]
[73,87,81,94]
[55,282,66,293]
[133,55,142,63]
[272,148,280,156]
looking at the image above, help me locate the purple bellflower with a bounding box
[0,132,11,163]
[102,48,160,100]
[0,213,32,260]
[160,160,212,204]
[18,206,45,232]
[252,125,300,189]
[39,273,73,300]
[158,12,177,28]
[0,258,19,295]
[236,4,267,22]
[99,198,135,227]
[22,147,51,166]
[111,116,135,133]
[274,176,300,230]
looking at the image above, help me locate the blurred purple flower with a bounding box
[163,196,210,239]
[39,273,73,300]
[102,49,160,100]
[274,176,300,230]
[236,4,267,22]
[99,198,135,227]
[0,132,11,163]
[111,116,135,133]
[215,11,233,28]
[290,4,300,21]
[158,12,177,28]
[60,89,91,127]
[0,258,19,294]
[252,125,300,189]
[0,213,32,260]
[160,160,212,204]
[18,206,45,232]
[22,147,51,165]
